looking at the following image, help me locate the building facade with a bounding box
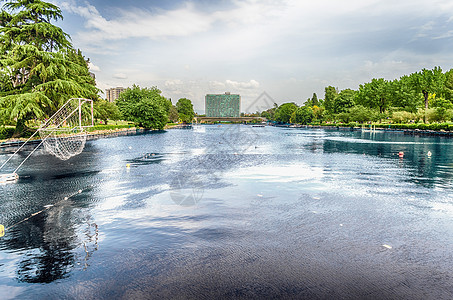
[205,92,241,117]
[105,87,125,102]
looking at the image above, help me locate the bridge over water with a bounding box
[194,117,266,124]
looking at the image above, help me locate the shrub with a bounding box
[0,127,15,139]
[391,111,416,123]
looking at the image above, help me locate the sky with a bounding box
[49,0,453,113]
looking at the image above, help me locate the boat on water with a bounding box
[252,125,265,127]
[0,173,19,183]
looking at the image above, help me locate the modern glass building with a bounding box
[205,92,241,117]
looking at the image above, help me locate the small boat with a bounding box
[0,173,19,183]
[252,125,265,127]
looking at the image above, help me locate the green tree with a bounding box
[355,78,390,113]
[293,106,314,124]
[443,68,453,102]
[0,0,98,136]
[312,105,324,122]
[410,67,446,109]
[324,86,338,114]
[261,103,278,120]
[274,102,297,123]
[94,99,121,124]
[168,104,179,123]
[389,76,422,112]
[115,85,171,130]
[334,88,356,113]
[176,98,194,123]
[311,93,319,106]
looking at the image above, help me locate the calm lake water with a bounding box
[1,125,453,299]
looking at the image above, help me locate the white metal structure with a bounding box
[0,98,94,181]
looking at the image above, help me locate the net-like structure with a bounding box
[38,98,93,161]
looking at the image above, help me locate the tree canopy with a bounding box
[0,0,98,136]
[115,85,171,130]
[262,67,453,125]
[274,102,297,123]
[176,97,194,123]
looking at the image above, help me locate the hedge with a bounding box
[0,127,15,140]
[317,122,453,131]
[86,124,133,132]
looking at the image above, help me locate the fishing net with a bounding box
[38,98,93,160]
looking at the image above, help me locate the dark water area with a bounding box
[1,125,453,299]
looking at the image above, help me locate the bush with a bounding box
[86,124,133,132]
[0,127,15,139]
[386,123,453,131]
[391,111,416,123]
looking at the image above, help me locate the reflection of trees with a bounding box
[321,131,453,189]
[3,199,98,283]
[0,146,100,283]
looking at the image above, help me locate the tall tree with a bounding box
[443,68,453,102]
[355,78,390,113]
[389,76,422,112]
[274,102,297,123]
[409,67,446,109]
[0,0,98,136]
[176,98,194,123]
[168,104,179,123]
[334,88,356,113]
[115,85,171,130]
[324,86,338,114]
[293,106,314,124]
[311,92,319,106]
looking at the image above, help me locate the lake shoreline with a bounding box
[1,122,452,151]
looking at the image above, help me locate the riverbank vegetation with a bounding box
[260,67,453,128]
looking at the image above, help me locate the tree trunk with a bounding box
[13,118,27,138]
[423,90,429,109]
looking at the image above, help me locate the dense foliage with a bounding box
[94,99,121,124]
[0,0,99,136]
[274,102,297,123]
[265,66,453,126]
[115,85,171,130]
[176,97,194,123]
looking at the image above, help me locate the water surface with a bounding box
[1,125,453,299]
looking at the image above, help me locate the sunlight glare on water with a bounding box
[1,125,453,299]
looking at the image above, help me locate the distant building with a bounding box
[205,92,241,117]
[105,87,125,102]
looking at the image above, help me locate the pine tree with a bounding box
[0,0,99,136]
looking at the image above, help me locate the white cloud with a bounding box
[226,80,260,90]
[88,62,100,72]
[54,0,453,111]
[209,81,226,88]
[164,79,184,91]
[113,73,128,79]
[60,1,214,43]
